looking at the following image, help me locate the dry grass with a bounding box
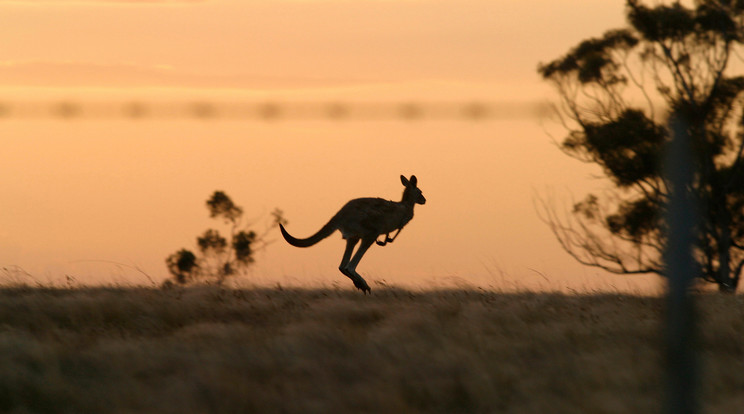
[0,285,742,413]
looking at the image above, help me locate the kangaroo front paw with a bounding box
[376,237,394,247]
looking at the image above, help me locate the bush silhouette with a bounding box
[165,191,285,285]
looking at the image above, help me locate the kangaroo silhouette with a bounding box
[279,175,426,294]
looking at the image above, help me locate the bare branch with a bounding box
[534,191,663,276]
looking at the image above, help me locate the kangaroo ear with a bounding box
[410,175,417,186]
[400,175,409,186]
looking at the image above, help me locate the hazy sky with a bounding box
[1,0,622,89]
[0,0,661,292]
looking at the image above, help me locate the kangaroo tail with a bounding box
[279,221,336,248]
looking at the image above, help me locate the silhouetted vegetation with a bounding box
[538,0,744,291]
[0,285,741,413]
[165,191,285,285]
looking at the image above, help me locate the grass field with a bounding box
[0,285,742,413]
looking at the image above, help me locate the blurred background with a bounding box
[0,0,659,292]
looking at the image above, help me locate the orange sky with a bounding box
[0,0,661,292]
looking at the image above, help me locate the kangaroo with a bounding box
[279,175,426,294]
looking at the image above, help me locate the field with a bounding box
[0,285,742,413]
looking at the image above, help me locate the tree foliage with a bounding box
[538,0,744,291]
[165,191,286,285]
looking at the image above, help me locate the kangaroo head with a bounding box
[400,175,426,205]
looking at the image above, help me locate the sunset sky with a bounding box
[0,0,661,292]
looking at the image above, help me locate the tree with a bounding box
[165,191,286,285]
[538,0,744,291]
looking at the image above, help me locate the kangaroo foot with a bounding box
[353,277,371,294]
[339,268,371,294]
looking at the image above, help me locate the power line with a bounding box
[0,100,550,121]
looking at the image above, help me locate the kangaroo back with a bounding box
[279,221,336,248]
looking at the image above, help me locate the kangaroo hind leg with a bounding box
[339,237,358,279]
[345,238,374,294]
